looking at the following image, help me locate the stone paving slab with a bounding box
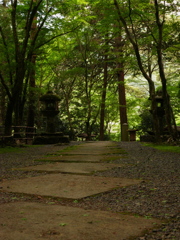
[36,154,114,162]
[57,141,121,155]
[0,202,161,240]
[59,145,122,155]
[77,141,117,147]
[58,147,122,155]
[59,150,120,155]
[1,174,141,199]
[35,154,121,163]
[16,162,123,174]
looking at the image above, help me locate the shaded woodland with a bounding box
[0,0,180,142]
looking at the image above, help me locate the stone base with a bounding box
[33,135,69,144]
[0,136,16,147]
[140,135,155,142]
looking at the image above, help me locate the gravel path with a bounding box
[0,141,179,240]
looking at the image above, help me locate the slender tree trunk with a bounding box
[99,53,108,140]
[150,85,161,141]
[65,96,75,139]
[27,0,37,128]
[13,68,26,126]
[114,0,161,141]
[4,102,14,135]
[0,85,6,125]
[86,120,91,141]
[117,64,128,141]
[115,34,128,141]
[27,54,36,127]
[2,0,6,7]
[1,0,54,137]
[154,0,178,139]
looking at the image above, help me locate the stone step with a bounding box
[0,141,162,240]
[0,202,161,240]
[1,174,141,199]
[15,162,124,174]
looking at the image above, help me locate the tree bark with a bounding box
[99,52,108,140]
[27,0,37,128]
[114,0,161,141]
[154,0,178,140]
[0,85,6,125]
[4,102,14,135]
[114,31,128,141]
[27,54,36,127]
[117,63,128,141]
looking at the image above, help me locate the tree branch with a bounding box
[128,0,138,45]
[11,0,19,61]
[22,0,44,56]
[35,26,80,49]
[24,0,34,31]
[0,26,13,84]
[0,72,12,100]
[31,7,52,48]
[113,0,153,85]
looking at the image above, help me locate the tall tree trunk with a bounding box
[114,0,161,141]
[154,0,178,140]
[99,53,108,140]
[115,34,128,141]
[117,62,128,141]
[86,120,91,141]
[13,65,26,126]
[27,54,36,127]
[1,0,55,137]
[0,85,6,125]
[4,101,14,135]
[65,96,75,140]
[149,84,161,141]
[27,0,37,128]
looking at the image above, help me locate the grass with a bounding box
[101,156,121,162]
[0,144,44,154]
[0,146,24,154]
[57,145,80,153]
[141,143,180,153]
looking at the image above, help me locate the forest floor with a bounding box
[0,141,179,240]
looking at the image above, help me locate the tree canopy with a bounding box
[0,0,180,142]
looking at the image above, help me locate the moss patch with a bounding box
[0,146,24,154]
[57,145,81,153]
[141,143,180,153]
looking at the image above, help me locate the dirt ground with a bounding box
[0,141,179,239]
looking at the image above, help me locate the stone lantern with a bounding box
[140,89,166,142]
[155,90,165,134]
[33,91,69,144]
[155,90,164,112]
[39,91,60,133]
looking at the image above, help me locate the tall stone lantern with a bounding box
[39,91,60,133]
[154,90,165,135]
[33,91,69,144]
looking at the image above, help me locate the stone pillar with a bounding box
[121,123,129,141]
[128,129,138,141]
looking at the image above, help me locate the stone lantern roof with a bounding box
[39,91,61,102]
[40,91,60,117]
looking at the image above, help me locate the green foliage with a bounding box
[141,143,180,153]
[0,147,24,154]
[0,0,180,140]
[138,110,153,134]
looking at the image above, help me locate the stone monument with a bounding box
[33,91,69,144]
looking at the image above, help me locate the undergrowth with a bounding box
[141,143,180,153]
